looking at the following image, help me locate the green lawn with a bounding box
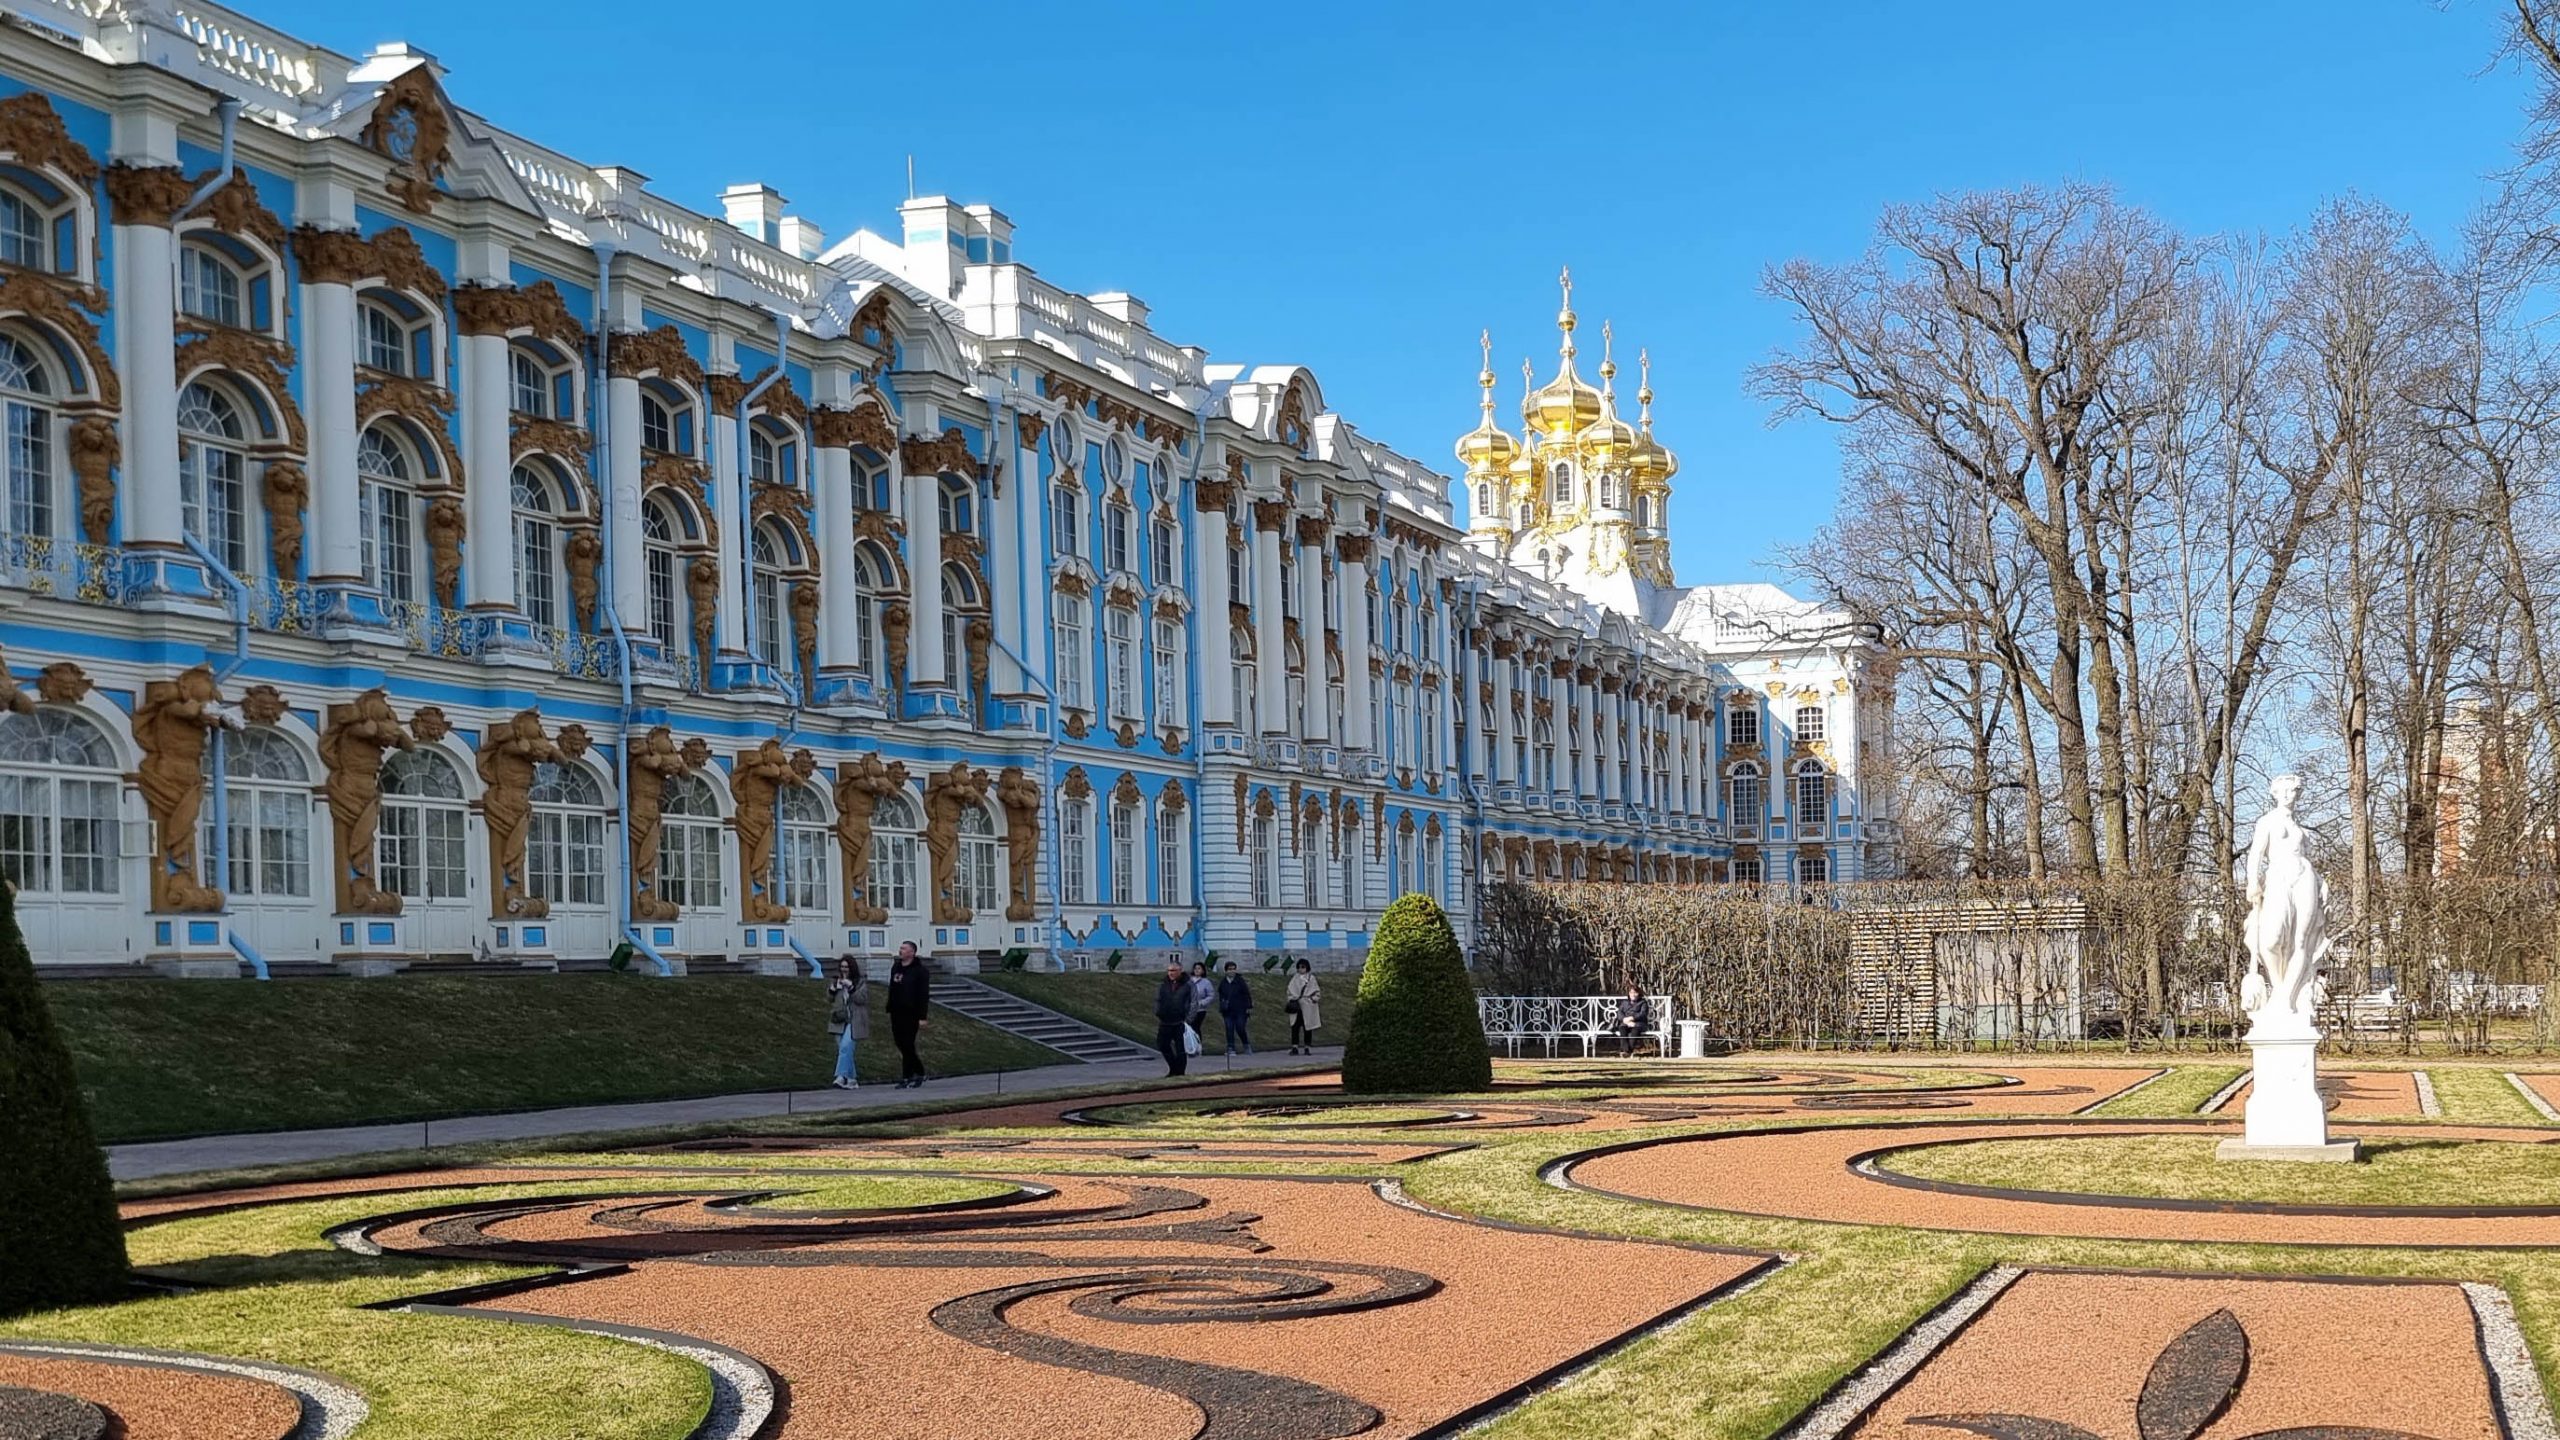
[978,970,1312,1051]
[45,975,1063,1143]
[1877,1131,2560,1206]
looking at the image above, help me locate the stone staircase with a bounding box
[928,977,1159,1064]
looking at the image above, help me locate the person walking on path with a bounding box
[886,942,931,1089]
[1155,961,1195,1076]
[1217,960,1255,1056]
[1285,958,1324,1054]
[1186,960,1216,1043]
[827,956,870,1089]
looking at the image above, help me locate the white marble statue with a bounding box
[2240,774,2328,1033]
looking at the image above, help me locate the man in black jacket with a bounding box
[1154,960,1193,1076]
[886,942,932,1088]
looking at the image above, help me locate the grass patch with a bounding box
[2086,1063,2244,1117]
[49,975,1064,1142]
[744,1174,1017,1212]
[1878,1132,2560,1206]
[978,971,1303,1049]
[2427,1067,2548,1125]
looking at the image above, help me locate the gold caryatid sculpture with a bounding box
[319,688,411,915]
[478,709,562,918]
[134,664,243,912]
[834,752,909,924]
[627,725,699,921]
[924,760,990,924]
[731,737,801,923]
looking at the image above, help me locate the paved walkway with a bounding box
[109,1045,1338,1182]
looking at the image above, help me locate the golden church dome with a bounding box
[1577,322,1638,469]
[1523,268,1603,438]
[1628,348,1678,489]
[1453,331,1520,476]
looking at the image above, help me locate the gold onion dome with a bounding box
[1578,320,1638,469]
[1453,329,1520,476]
[1628,347,1678,488]
[1524,267,1604,437]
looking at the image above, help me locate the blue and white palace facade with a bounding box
[0,0,1891,974]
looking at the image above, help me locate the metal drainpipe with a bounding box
[177,99,240,219]
[180,530,252,970]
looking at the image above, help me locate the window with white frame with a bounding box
[0,333,55,540]
[1284,641,1306,735]
[1795,762,1829,829]
[510,347,552,417]
[1339,822,1360,909]
[1056,605,1089,712]
[748,419,797,488]
[1300,814,1323,909]
[640,386,690,455]
[0,708,120,896]
[379,748,466,902]
[1157,799,1186,906]
[1232,629,1257,734]
[656,772,723,909]
[780,783,829,913]
[177,382,248,575]
[212,727,309,899]
[359,291,429,377]
[943,565,980,698]
[1105,499,1133,574]
[0,184,56,273]
[1727,762,1766,833]
[959,806,1000,914]
[750,523,787,667]
[1728,702,1760,747]
[527,760,606,907]
[1151,513,1176,584]
[1251,809,1278,907]
[1109,797,1137,906]
[1549,460,1573,507]
[1153,616,1184,728]
[938,475,973,536]
[1051,480,1082,558]
[1106,605,1137,719]
[513,462,562,628]
[1422,688,1443,775]
[641,497,682,653]
[1422,826,1443,901]
[868,791,918,914]
[1732,857,1764,885]
[1796,704,1825,745]
[179,242,244,328]
[356,429,418,604]
[1226,512,1247,600]
[854,542,893,682]
[1800,853,1829,884]
[1395,824,1418,899]
[1060,799,1091,905]
[1532,719,1555,793]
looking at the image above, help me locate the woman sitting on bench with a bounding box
[1613,983,1653,1057]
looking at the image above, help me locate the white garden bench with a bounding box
[1477,995,1676,1058]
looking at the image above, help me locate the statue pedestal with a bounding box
[2217,1028,2359,1163]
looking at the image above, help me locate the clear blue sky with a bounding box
[254,0,2531,588]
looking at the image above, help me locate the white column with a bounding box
[1195,492,1233,725]
[302,275,360,583]
[1600,681,1622,805]
[1296,519,1328,744]
[814,433,859,670]
[606,372,646,634]
[1341,539,1372,750]
[1437,601,1459,777]
[1492,645,1519,786]
[708,398,747,656]
[459,331,514,610]
[903,449,945,687]
[1251,501,1285,732]
[1575,673,1598,800]
[987,413,1027,687]
[112,210,180,549]
[1460,641,1483,780]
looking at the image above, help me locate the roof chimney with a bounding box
[777,215,826,261]
[720,183,788,244]
[900,195,969,299]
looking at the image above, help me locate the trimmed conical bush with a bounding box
[0,884,126,1316]
[1342,893,1492,1094]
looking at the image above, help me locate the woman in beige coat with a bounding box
[1284,958,1324,1054]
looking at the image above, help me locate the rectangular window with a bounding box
[1106,507,1132,574]
[1729,774,1766,833]
[660,821,722,908]
[1051,485,1082,558]
[363,307,407,374]
[6,400,50,540]
[1107,607,1137,719]
[962,836,1000,915]
[1302,823,1322,909]
[1151,517,1176,584]
[1728,704,1759,748]
[511,351,548,416]
[1800,854,1829,884]
[529,811,605,907]
[869,834,917,913]
[179,248,241,328]
[518,517,555,628]
[1252,813,1276,907]
[1732,858,1763,885]
[1061,803,1090,905]
[1796,770,1828,825]
[646,547,679,651]
[1109,803,1136,906]
[781,825,828,912]
[1153,620,1183,728]
[1158,806,1185,906]
[1057,609,1089,712]
[1796,705,1825,745]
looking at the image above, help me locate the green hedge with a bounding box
[1341,894,1492,1094]
[0,885,126,1315]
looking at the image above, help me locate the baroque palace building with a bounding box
[0,0,1889,975]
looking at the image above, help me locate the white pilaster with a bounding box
[302,275,360,583]
[1492,646,1519,786]
[606,373,646,632]
[113,215,179,549]
[814,437,858,670]
[1296,522,1328,744]
[903,449,945,687]
[459,331,514,610]
[1341,541,1373,750]
[1195,493,1233,725]
[1251,503,1285,732]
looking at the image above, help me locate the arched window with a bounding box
[1422,825,1444,902]
[1055,602,1089,713]
[1104,498,1133,574]
[1727,762,1766,834]
[379,749,466,902]
[0,708,119,894]
[939,474,973,535]
[1050,479,1082,558]
[748,418,798,487]
[1794,761,1829,829]
[641,495,683,652]
[527,760,606,907]
[853,542,893,681]
[1225,503,1248,599]
[176,382,248,574]
[1795,703,1826,745]
[750,523,787,668]
[1157,797,1186,907]
[1532,718,1555,793]
[780,783,829,913]
[1059,798,1090,906]
[1550,460,1573,507]
[1153,615,1183,728]
[511,462,562,628]
[214,727,309,898]
[0,333,55,539]
[1395,824,1419,900]
[1284,637,1306,736]
[1474,482,1494,519]
[358,290,431,378]
[357,426,419,604]
[639,383,692,456]
[657,772,722,909]
[1105,604,1137,719]
[1251,808,1278,908]
[869,789,919,914]
[510,342,573,419]
[179,241,244,328]
[942,562,981,694]
[1232,625,1257,734]
[1108,796,1137,906]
